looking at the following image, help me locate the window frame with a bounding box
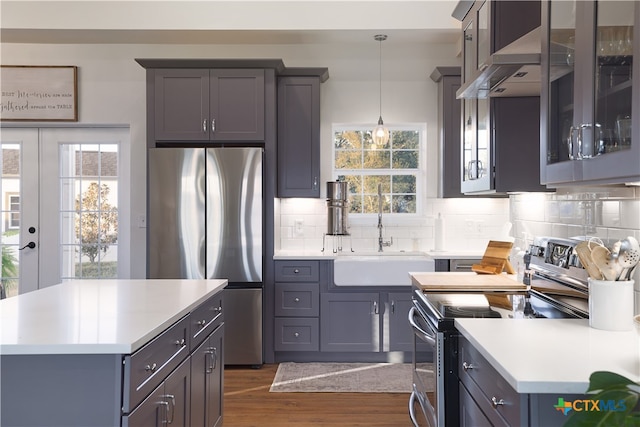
[331,123,426,221]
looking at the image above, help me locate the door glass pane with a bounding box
[548,0,576,164]
[464,20,475,83]
[595,0,633,155]
[476,98,489,180]
[59,143,119,279]
[1,144,20,298]
[462,99,477,183]
[477,1,490,68]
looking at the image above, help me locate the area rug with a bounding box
[269,362,432,393]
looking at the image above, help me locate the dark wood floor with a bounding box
[223,364,415,426]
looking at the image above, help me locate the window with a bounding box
[333,124,425,215]
[60,143,119,279]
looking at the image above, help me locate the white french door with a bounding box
[0,126,128,297]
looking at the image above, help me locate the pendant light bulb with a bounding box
[372,34,389,147]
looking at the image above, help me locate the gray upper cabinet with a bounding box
[430,67,465,198]
[277,72,327,198]
[541,0,640,186]
[455,0,547,194]
[152,68,265,142]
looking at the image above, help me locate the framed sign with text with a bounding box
[1,65,78,121]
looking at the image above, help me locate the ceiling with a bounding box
[0,1,462,46]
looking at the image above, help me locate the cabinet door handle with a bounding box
[491,396,505,408]
[205,346,217,373]
[158,400,169,426]
[211,119,216,132]
[174,338,185,347]
[462,361,474,371]
[162,394,176,424]
[203,119,207,133]
[293,269,300,274]
[145,363,157,372]
[391,300,395,314]
[294,297,300,303]
[196,319,207,327]
[313,176,318,189]
[294,332,300,338]
[373,301,378,314]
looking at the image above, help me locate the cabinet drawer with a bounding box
[458,337,524,426]
[123,315,190,412]
[274,318,319,351]
[190,292,224,352]
[275,260,319,282]
[275,283,319,317]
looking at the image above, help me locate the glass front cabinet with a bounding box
[541,0,640,185]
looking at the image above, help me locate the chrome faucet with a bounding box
[377,183,393,252]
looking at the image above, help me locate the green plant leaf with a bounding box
[587,371,638,393]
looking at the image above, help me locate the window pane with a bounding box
[393,175,416,193]
[364,175,389,194]
[335,151,362,169]
[392,195,416,213]
[335,130,364,149]
[392,151,418,169]
[363,150,390,169]
[392,131,419,149]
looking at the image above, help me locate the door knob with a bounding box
[28,227,36,234]
[19,242,36,250]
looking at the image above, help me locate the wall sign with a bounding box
[1,66,78,121]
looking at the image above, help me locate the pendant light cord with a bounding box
[374,34,387,120]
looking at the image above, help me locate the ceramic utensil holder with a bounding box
[588,278,634,331]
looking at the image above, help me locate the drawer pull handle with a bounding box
[174,339,185,346]
[145,363,157,372]
[294,332,300,337]
[197,319,207,327]
[294,269,300,274]
[294,297,300,303]
[491,397,505,408]
[214,306,222,313]
[462,362,474,371]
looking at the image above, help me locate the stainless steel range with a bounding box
[408,237,589,427]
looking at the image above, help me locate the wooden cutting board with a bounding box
[472,240,515,275]
[410,272,527,292]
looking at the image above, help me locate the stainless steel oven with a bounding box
[408,236,590,427]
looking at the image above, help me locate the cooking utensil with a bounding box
[574,241,604,280]
[590,244,618,281]
[617,236,640,281]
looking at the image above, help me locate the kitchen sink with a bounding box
[333,253,434,286]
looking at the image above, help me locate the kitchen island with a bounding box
[0,279,227,427]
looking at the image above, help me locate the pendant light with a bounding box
[372,34,389,147]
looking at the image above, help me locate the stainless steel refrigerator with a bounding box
[148,147,263,366]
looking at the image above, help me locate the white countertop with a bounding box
[455,318,640,394]
[0,279,227,356]
[273,249,483,260]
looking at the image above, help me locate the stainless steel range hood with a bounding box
[457,27,541,99]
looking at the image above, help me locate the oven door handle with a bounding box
[408,307,436,346]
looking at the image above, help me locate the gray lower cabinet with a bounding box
[320,291,413,353]
[274,260,321,352]
[321,292,380,352]
[387,292,415,352]
[191,324,224,427]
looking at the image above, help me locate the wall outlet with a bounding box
[294,219,304,237]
